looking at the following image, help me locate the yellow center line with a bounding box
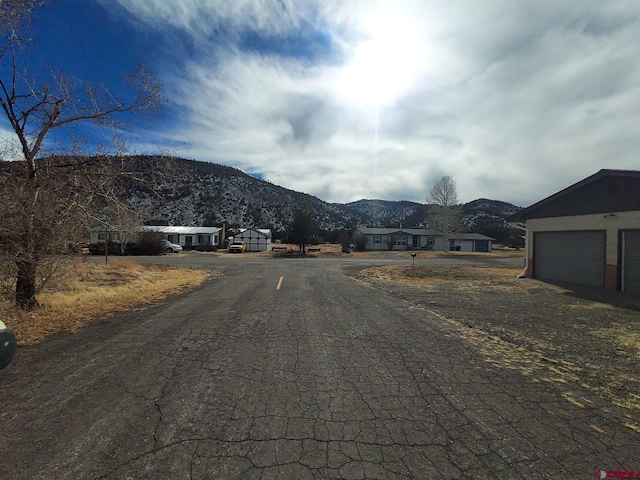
[276,276,284,290]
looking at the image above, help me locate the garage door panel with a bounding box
[475,240,489,252]
[534,231,605,288]
[623,231,640,293]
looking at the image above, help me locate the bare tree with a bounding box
[0,2,167,308]
[0,1,45,41]
[428,175,458,207]
[426,176,461,250]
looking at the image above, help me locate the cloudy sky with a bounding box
[5,0,640,206]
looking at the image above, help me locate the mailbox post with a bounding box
[411,252,417,267]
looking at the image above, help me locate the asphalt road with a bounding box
[0,255,636,479]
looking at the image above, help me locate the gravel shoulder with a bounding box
[349,264,640,429]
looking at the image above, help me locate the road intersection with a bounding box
[0,255,636,478]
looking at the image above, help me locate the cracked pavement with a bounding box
[0,257,637,478]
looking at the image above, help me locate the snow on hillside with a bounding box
[120,156,522,231]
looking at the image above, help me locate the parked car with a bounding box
[162,239,183,253]
[0,320,16,370]
[229,241,247,253]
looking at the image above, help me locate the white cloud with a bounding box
[0,126,25,161]
[107,0,640,206]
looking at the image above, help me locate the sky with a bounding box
[2,0,640,206]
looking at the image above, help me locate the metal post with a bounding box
[105,231,109,265]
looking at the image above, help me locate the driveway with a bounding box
[0,256,636,479]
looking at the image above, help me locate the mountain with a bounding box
[342,199,425,228]
[121,156,521,232]
[125,156,365,231]
[461,198,523,227]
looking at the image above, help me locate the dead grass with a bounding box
[1,258,212,346]
[395,249,525,259]
[359,264,530,292]
[356,263,640,420]
[593,322,640,360]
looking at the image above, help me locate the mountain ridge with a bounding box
[119,156,522,232]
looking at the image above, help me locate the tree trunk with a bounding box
[15,256,39,309]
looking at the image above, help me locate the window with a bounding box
[373,235,381,244]
[198,234,210,244]
[426,236,435,246]
[394,236,407,246]
[167,234,178,243]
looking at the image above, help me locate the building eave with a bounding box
[507,169,640,222]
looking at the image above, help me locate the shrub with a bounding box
[308,235,324,246]
[88,241,120,255]
[338,233,351,253]
[385,236,394,251]
[130,232,165,256]
[353,233,367,251]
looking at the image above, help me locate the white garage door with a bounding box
[623,230,640,293]
[534,231,605,288]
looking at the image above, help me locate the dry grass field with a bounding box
[360,264,525,290]
[1,259,211,346]
[355,264,640,424]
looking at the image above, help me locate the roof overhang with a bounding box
[507,169,640,222]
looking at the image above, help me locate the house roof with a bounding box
[507,169,640,222]
[449,233,495,241]
[354,227,494,241]
[238,228,272,238]
[140,226,222,234]
[354,227,440,236]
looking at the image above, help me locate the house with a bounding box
[90,225,223,249]
[353,228,494,252]
[507,169,640,292]
[140,226,223,249]
[229,228,272,252]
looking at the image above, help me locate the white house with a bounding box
[353,228,494,252]
[230,228,272,252]
[507,169,640,292]
[90,225,223,249]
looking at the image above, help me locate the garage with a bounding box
[622,230,640,293]
[234,227,272,252]
[474,240,490,252]
[534,231,605,288]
